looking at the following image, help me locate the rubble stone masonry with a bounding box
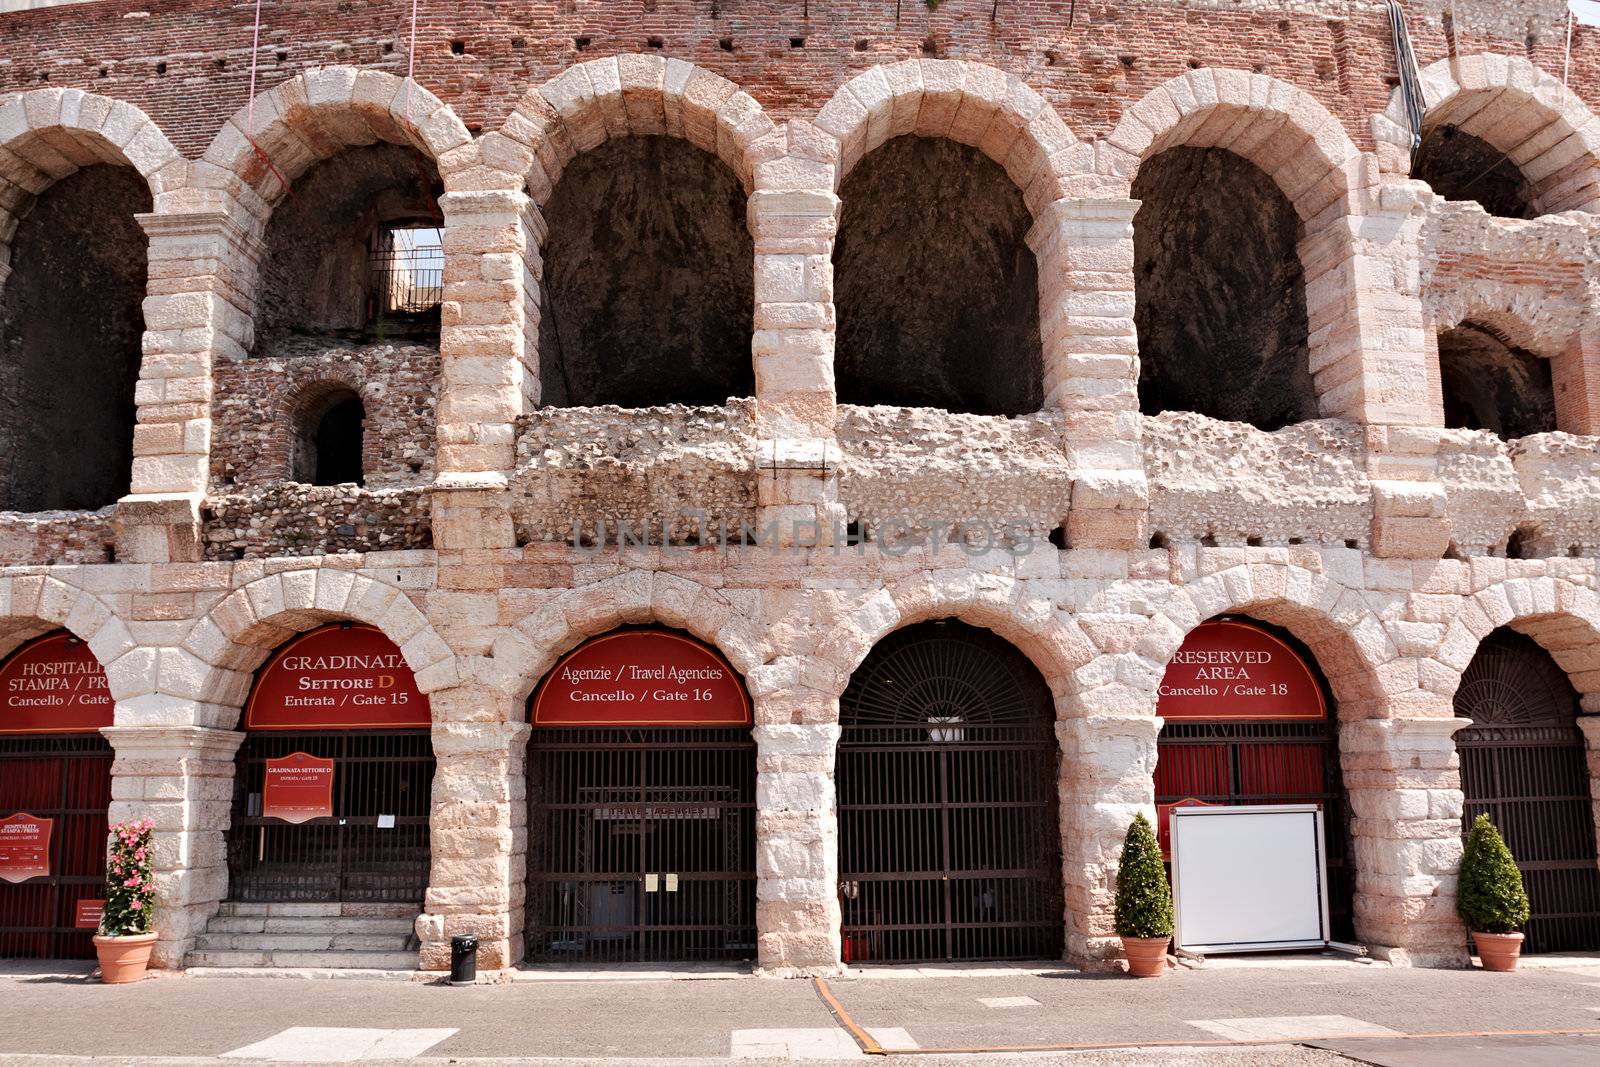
[0,0,1597,975]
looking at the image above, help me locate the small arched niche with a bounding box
[537,136,754,408]
[1133,146,1314,431]
[254,143,444,347]
[1437,324,1556,440]
[0,164,151,512]
[1413,125,1537,220]
[290,385,366,486]
[834,136,1042,417]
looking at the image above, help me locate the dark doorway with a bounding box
[1454,628,1600,953]
[0,733,112,959]
[1438,325,1556,440]
[312,395,366,486]
[1413,126,1537,220]
[837,620,1062,963]
[524,727,757,962]
[834,137,1042,416]
[1133,146,1314,430]
[227,729,433,904]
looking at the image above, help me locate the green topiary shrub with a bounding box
[1114,812,1174,939]
[1457,813,1530,934]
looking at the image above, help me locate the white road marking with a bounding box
[978,995,1041,1008]
[1186,1015,1402,1041]
[220,1027,458,1062]
[729,1027,917,1059]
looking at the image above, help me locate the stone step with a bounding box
[215,901,418,919]
[193,932,412,952]
[184,950,419,970]
[205,916,417,935]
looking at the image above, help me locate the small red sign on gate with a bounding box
[261,753,335,824]
[1157,797,1213,857]
[75,899,105,929]
[0,813,53,883]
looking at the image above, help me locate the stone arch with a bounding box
[179,569,459,729]
[1377,54,1600,216]
[814,571,1092,713]
[1438,576,1600,705]
[1105,69,1361,223]
[195,67,471,227]
[280,372,370,486]
[0,89,180,289]
[814,59,1082,217]
[0,573,133,697]
[498,571,770,709]
[488,54,774,205]
[1148,563,1394,718]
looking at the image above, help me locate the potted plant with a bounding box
[93,818,158,983]
[1114,812,1174,978]
[1457,812,1530,972]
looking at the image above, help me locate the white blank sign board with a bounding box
[1171,804,1329,954]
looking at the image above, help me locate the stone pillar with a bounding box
[1341,715,1471,967]
[120,208,259,563]
[100,724,243,969]
[1028,197,1147,550]
[418,691,526,972]
[1299,181,1449,559]
[1552,324,1600,436]
[1578,715,1600,863]
[1056,713,1161,966]
[753,696,844,976]
[749,181,843,541]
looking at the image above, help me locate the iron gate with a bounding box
[1455,629,1600,953]
[0,734,112,959]
[525,727,756,962]
[837,621,1063,963]
[228,729,433,903]
[1156,720,1355,941]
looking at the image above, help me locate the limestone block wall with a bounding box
[1436,429,1526,555]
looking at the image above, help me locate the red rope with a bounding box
[404,0,420,127]
[244,0,299,205]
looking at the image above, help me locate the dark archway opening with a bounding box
[834,137,1042,416]
[1438,324,1556,439]
[255,143,444,346]
[537,136,754,407]
[1454,627,1600,953]
[0,165,150,512]
[837,619,1062,962]
[1133,146,1314,431]
[292,388,365,486]
[1413,125,1537,220]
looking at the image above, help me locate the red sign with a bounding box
[0,813,53,883]
[262,753,335,823]
[1157,620,1326,721]
[0,632,113,734]
[245,624,429,730]
[531,630,751,727]
[1157,798,1213,857]
[75,899,105,929]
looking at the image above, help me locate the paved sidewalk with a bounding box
[0,955,1597,1065]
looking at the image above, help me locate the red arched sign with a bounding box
[0,632,113,735]
[244,624,430,730]
[531,630,751,727]
[1157,620,1326,721]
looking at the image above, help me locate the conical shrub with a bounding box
[1457,813,1529,935]
[1114,812,1174,939]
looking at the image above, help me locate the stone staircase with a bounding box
[185,902,420,971]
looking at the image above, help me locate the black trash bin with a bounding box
[449,934,478,986]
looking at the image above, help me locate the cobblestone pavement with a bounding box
[1,956,1598,1065]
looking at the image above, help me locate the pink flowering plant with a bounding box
[100,819,155,936]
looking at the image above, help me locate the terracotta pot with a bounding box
[1471,930,1524,972]
[93,932,159,984]
[1120,935,1171,978]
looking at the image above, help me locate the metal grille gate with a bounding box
[837,621,1063,963]
[1156,720,1355,941]
[1455,629,1600,953]
[228,730,433,903]
[0,734,112,959]
[525,727,756,962]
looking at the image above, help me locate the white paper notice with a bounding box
[377,814,396,829]
[665,873,679,892]
[645,873,659,892]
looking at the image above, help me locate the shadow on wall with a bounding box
[537,136,754,408]
[1133,146,1313,432]
[1413,125,1537,220]
[0,164,150,512]
[833,136,1042,417]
